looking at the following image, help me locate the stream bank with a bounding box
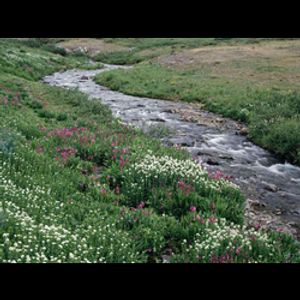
[43,64,300,239]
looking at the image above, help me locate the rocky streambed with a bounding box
[43,63,300,239]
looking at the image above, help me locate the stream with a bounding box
[43,63,300,238]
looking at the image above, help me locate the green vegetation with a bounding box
[1,39,299,263]
[95,41,300,165]
[0,39,101,81]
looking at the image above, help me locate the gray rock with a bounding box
[263,182,279,192]
[240,127,249,135]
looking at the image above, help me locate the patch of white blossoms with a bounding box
[0,156,145,263]
[179,218,277,263]
[124,153,239,191]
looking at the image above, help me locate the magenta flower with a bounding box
[190,206,197,213]
[137,202,145,209]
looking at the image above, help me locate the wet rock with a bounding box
[218,154,233,160]
[247,199,267,209]
[215,118,224,123]
[169,137,194,147]
[206,158,220,166]
[150,118,166,122]
[263,182,279,192]
[80,76,89,81]
[162,109,174,114]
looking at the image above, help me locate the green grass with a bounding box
[95,62,300,165]
[0,39,299,263]
[0,39,94,81]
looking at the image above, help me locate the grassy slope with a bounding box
[0,39,103,81]
[95,39,300,165]
[0,40,299,263]
[94,38,269,65]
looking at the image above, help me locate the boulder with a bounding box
[240,127,249,136]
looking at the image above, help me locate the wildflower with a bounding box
[137,202,145,209]
[209,216,217,224]
[190,206,197,213]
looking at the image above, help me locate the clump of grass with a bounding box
[56,113,68,121]
[37,109,56,119]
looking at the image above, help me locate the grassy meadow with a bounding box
[0,39,299,263]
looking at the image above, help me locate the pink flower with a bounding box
[236,247,242,255]
[178,180,185,190]
[101,188,107,194]
[190,206,197,213]
[209,216,217,224]
[119,156,128,169]
[122,148,129,154]
[137,202,145,209]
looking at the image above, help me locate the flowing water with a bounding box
[43,63,300,237]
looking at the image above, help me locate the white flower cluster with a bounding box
[181,218,276,263]
[124,154,239,191]
[1,201,144,263]
[0,155,145,263]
